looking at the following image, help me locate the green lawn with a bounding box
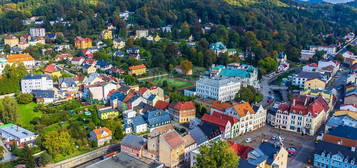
[151,77,194,89]
[18,102,42,127]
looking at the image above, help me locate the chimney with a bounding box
[352,147,356,152]
[292,99,296,106]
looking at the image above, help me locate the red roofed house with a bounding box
[201,111,239,139]
[272,95,330,135]
[44,64,61,77]
[155,100,170,110]
[75,37,92,49]
[129,64,146,76]
[89,127,112,147]
[159,130,185,168]
[228,141,254,159]
[71,57,85,65]
[168,101,196,123]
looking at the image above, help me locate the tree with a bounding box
[0,97,18,123]
[0,146,5,159]
[38,151,53,166]
[180,60,193,75]
[195,141,239,168]
[16,93,33,104]
[40,129,76,158]
[235,86,263,104]
[18,145,35,168]
[124,75,137,85]
[335,54,344,63]
[258,57,278,74]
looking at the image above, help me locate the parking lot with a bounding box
[233,126,315,168]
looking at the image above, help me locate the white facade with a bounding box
[300,50,316,61]
[196,77,241,101]
[21,74,53,93]
[310,46,336,55]
[29,28,45,37]
[0,124,37,146]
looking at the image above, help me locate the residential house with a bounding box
[323,126,357,148]
[89,127,112,147]
[300,49,316,61]
[344,88,357,105]
[183,134,196,161]
[229,142,254,160]
[129,64,146,76]
[310,45,337,55]
[75,37,92,49]
[113,50,125,58]
[239,142,288,168]
[32,90,55,104]
[292,72,326,88]
[201,111,239,139]
[209,42,227,55]
[175,66,192,75]
[124,115,148,134]
[71,57,85,65]
[210,102,266,136]
[271,95,330,135]
[29,28,45,37]
[143,110,171,131]
[96,60,112,71]
[82,64,97,74]
[168,101,196,123]
[304,78,326,90]
[347,73,357,85]
[44,64,61,78]
[84,82,117,102]
[97,106,119,120]
[120,134,147,157]
[21,74,53,93]
[58,77,77,89]
[340,104,357,112]
[101,29,112,40]
[6,53,35,69]
[159,130,185,168]
[29,36,45,46]
[55,53,73,61]
[303,63,318,72]
[113,38,125,49]
[313,141,357,168]
[326,111,357,131]
[4,34,19,47]
[0,123,38,147]
[126,47,140,60]
[155,100,170,111]
[136,29,149,38]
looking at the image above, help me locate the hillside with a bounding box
[224,0,287,6]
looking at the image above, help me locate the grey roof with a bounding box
[327,126,357,140]
[189,126,208,145]
[23,74,52,80]
[87,152,162,168]
[98,107,116,115]
[296,72,323,79]
[143,110,170,126]
[58,77,76,87]
[242,142,281,166]
[121,134,146,150]
[32,90,55,98]
[0,124,36,139]
[132,115,147,126]
[315,141,357,163]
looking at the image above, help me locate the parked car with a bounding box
[245,138,252,143]
[287,147,297,157]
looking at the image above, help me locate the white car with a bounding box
[245,138,252,143]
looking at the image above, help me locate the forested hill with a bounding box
[0,0,357,64]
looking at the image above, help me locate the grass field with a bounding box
[151,77,194,89]
[18,102,42,127]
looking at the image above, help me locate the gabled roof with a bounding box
[132,115,147,126]
[161,130,184,149]
[58,77,76,87]
[143,110,170,126]
[315,141,357,162]
[129,64,146,70]
[327,125,357,140]
[169,101,195,111]
[232,102,255,117]
[155,100,170,110]
[120,134,146,150]
[7,53,34,63]
[91,127,112,140]
[229,141,254,159]
[44,64,57,73]
[210,101,233,111]
[334,110,357,120]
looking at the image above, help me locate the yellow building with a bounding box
[98,107,119,120]
[44,64,61,78]
[101,29,113,40]
[243,142,288,168]
[113,39,126,49]
[129,64,146,76]
[4,34,19,47]
[83,64,97,74]
[75,37,92,49]
[304,78,326,90]
[159,130,185,168]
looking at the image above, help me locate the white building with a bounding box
[196,77,241,102]
[292,72,326,88]
[196,63,258,101]
[21,74,53,93]
[310,45,336,55]
[29,28,45,37]
[300,50,316,61]
[0,123,38,147]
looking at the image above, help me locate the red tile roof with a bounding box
[228,141,254,159]
[162,130,184,149]
[129,64,146,70]
[44,64,56,73]
[210,101,233,111]
[280,95,328,117]
[155,100,170,110]
[71,57,84,62]
[201,112,238,131]
[92,127,112,140]
[169,101,195,111]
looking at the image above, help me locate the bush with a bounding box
[16,93,33,104]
